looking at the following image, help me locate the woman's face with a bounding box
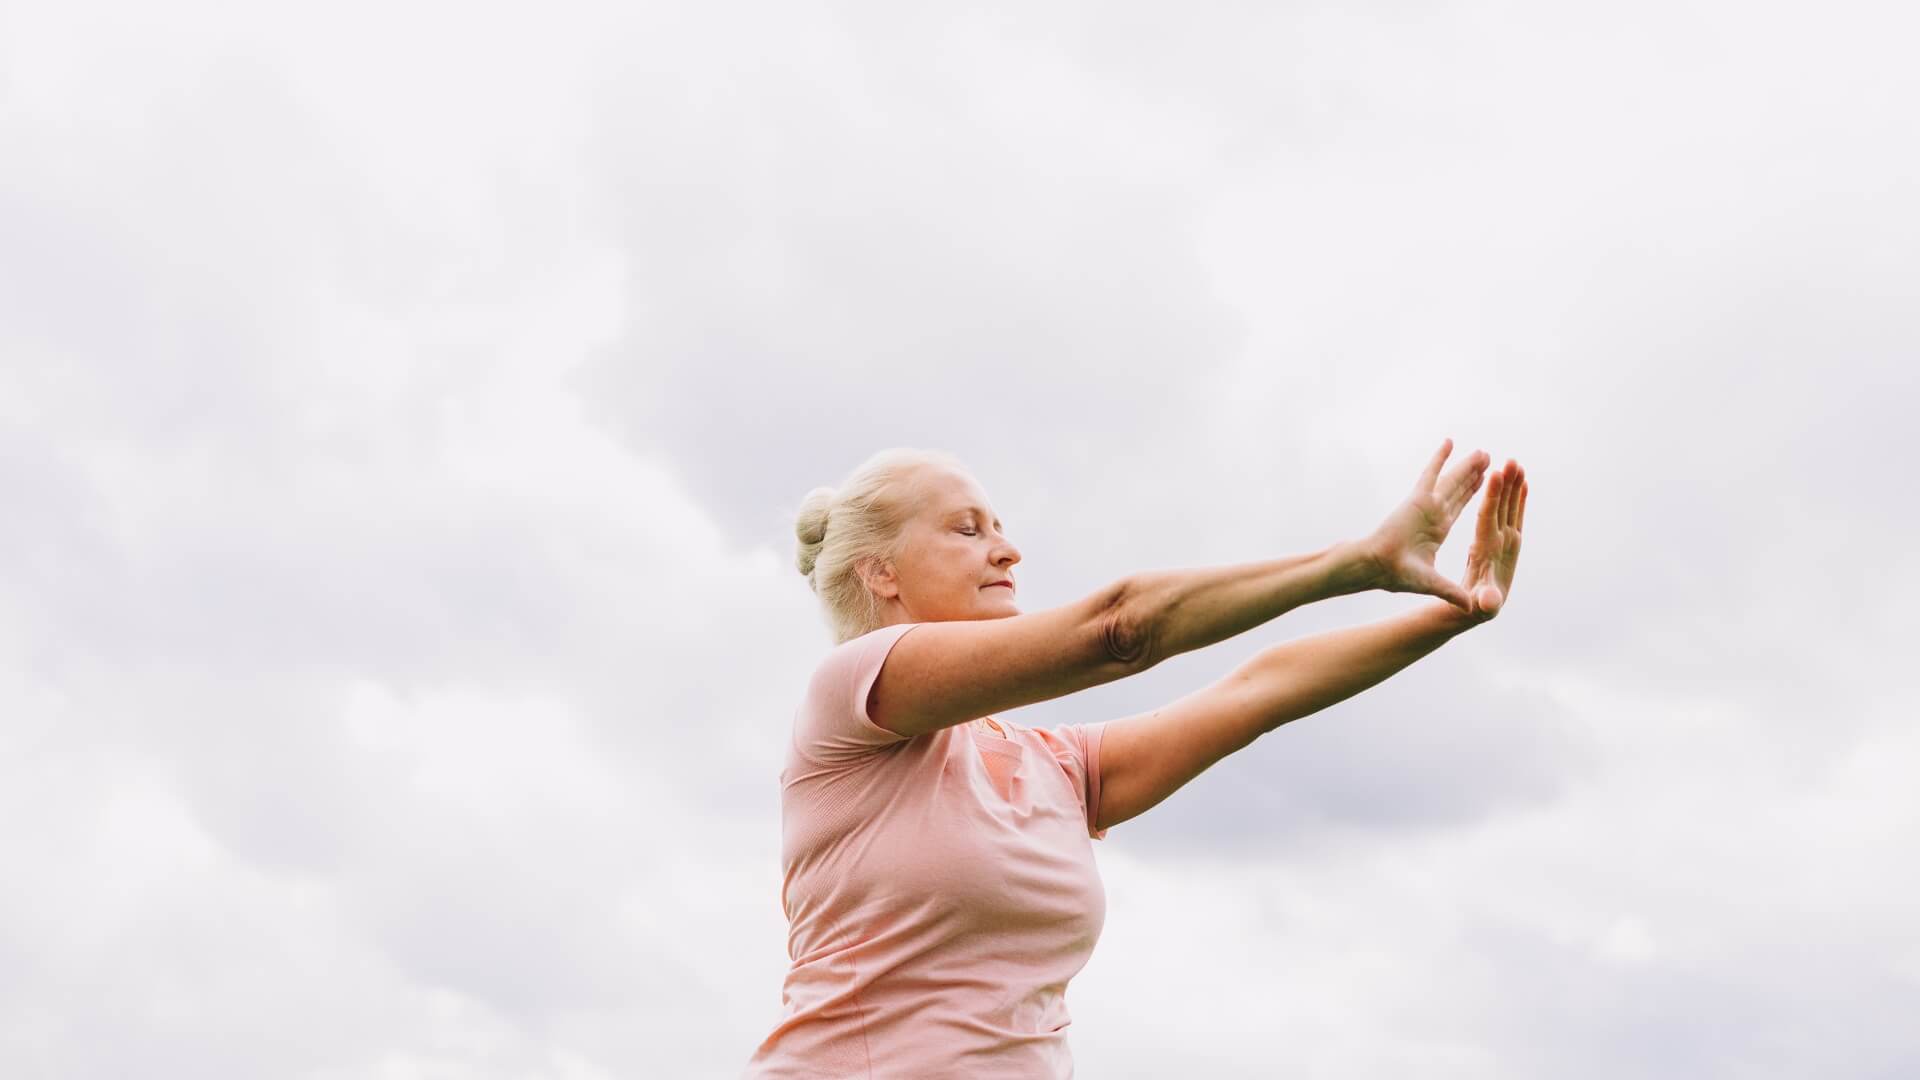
[874,468,1022,624]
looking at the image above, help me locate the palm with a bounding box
[1461,460,1527,620]
[1367,439,1490,610]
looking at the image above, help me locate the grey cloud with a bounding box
[574,10,1246,547]
[1458,913,1920,1079]
[1010,615,1594,856]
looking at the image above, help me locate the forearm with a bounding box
[1224,600,1477,734]
[1121,540,1380,667]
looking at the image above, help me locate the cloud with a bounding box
[1,1,1914,1077]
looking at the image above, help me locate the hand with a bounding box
[1362,438,1490,610]
[1460,458,1527,622]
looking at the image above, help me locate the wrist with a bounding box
[1327,537,1386,596]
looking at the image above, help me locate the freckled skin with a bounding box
[864,467,1022,626]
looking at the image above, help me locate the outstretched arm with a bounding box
[1118,439,1489,668]
[1096,601,1474,831]
[1095,459,1527,833]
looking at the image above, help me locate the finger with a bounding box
[1497,461,1518,525]
[1516,479,1528,533]
[1507,466,1525,529]
[1416,438,1453,492]
[1446,452,1488,515]
[1477,470,1503,539]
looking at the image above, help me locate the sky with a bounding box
[2,0,1915,1076]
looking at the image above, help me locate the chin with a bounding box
[973,589,1019,618]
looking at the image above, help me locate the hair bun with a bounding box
[794,487,836,575]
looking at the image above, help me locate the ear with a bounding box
[857,557,900,600]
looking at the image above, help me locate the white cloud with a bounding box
[2,1,1914,1077]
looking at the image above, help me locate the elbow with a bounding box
[1099,575,1159,672]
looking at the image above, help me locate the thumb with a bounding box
[1473,584,1505,617]
[1416,570,1472,611]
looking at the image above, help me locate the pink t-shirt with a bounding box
[743,622,1110,1079]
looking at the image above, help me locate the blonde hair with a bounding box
[796,447,968,644]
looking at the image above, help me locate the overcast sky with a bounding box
[3,1,1915,1076]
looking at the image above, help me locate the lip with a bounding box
[984,581,1014,590]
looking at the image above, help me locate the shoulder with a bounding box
[809,623,922,696]
[792,623,926,765]
[1025,721,1105,769]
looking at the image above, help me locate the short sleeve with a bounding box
[792,623,923,766]
[1033,721,1110,840]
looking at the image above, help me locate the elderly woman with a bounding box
[744,440,1527,1079]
